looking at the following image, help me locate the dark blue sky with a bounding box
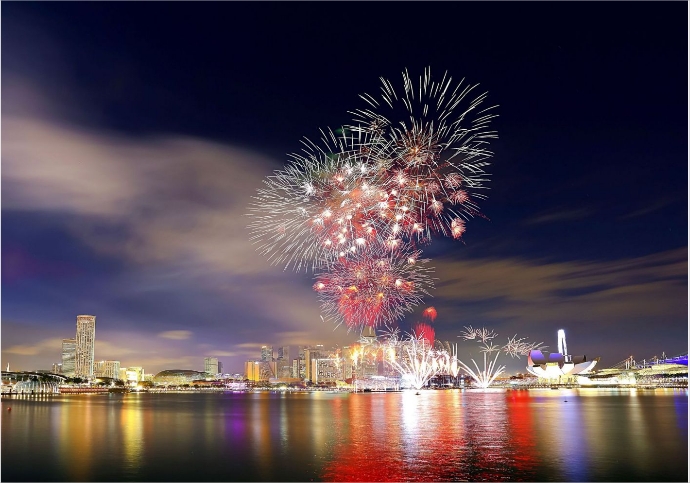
[2,2,687,374]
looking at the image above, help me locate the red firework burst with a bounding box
[423,306,438,322]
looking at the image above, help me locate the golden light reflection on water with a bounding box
[58,396,94,481]
[120,396,144,473]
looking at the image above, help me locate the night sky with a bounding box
[2,3,687,375]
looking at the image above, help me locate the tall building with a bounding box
[62,338,76,377]
[277,346,290,361]
[94,360,120,379]
[204,357,219,375]
[52,363,63,374]
[311,358,342,384]
[261,345,274,362]
[303,347,323,382]
[75,315,96,379]
[217,361,224,375]
[276,346,291,378]
[245,361,262,382]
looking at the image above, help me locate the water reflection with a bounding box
[322,390,534,481]
[119,395,144,476]
[1,389,687,482]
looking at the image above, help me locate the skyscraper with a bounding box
[276,346,291,378]
[61,338,76,377]
[277,346,290,361]
[204,357,219,375]
[261,345,274,362]
[75,315,96,379]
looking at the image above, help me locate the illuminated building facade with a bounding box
[303,347,322,382]
[61,338,76,377]
[277,346,289,361]
[153,370,206,385]
[261,345,274,362]
[341,346,353,380]
[275,346,291,378]
[94,360,120,379]
[245,361,262,382]
[204,357,219,375]
[119,367,145,385]
[75,315,96,379]
[311,358,341,384]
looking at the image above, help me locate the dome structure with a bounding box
[153,369,207,385]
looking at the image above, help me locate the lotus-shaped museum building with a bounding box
[526,329,599,378]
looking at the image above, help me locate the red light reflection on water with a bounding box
[505,389,539,479]
[321,390,540,482]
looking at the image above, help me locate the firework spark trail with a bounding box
[458,327,544,388]
[248,68,496,331]
[382,327,446,390]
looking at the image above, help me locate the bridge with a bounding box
[609,352,688,370]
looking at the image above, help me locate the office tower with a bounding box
[261,345,274,362]
[276,346,291,378]
[204,357,219,375]
[94,360,120,379]
[52,363,63,374]
[311,358,342,384]
[245,361,262,382]
[277,346,290,361]
[61,338,76,377]
[75,315,96,379]
[217,361,223,375]
[303,347,322,382]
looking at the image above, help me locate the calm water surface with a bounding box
[2,388,687,481]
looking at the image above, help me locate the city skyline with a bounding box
[2,3,687,374]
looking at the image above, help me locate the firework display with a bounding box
[249,69,496,331]
[458,326,546,388]
[313,246,433,330]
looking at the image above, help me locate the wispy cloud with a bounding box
[3,338,65,356]
[2,105,354,373]
[523,208,592,225]
[618,197,678,220]
[432,247,687,340]
[158,330,193,340]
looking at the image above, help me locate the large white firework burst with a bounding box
[248,128,388,271]
[349,67,497,243]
